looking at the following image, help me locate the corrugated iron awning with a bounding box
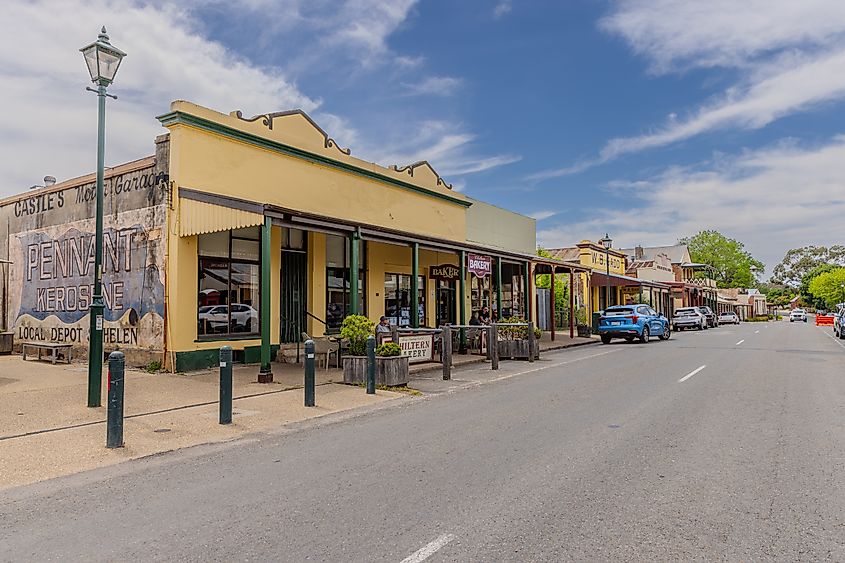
[179,197,264,237]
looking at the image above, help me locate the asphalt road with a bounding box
[2,320,845,561]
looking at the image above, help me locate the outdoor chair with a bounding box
[301,331,340,370]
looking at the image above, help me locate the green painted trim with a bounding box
[349,230,360,315]
[175,349,219,372]
[195,335,262,343]
[157,111,471,208]
[411,243,420,329]
[459,250,467,349]
[260,216,272,371]
[175,345,281,372]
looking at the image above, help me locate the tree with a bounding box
[771,245,845,287]
[808,268,845,309]
[799,263,840,309]
[679,230,764,288]
[535,248,569,322]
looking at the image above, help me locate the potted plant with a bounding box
[375,342,410,386]
[496,316,540,360]
[340,315,375,384]
[575,307,591,337]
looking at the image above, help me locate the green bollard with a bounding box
[219,346,233,424]
[304,339,315,407]
[366,335,376,394]
[106,351,125,448]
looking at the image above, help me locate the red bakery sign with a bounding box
[467,253,492,278]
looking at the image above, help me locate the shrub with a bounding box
[340,315,375,356]
[145,360,162,373]
[376,342,401,357]
[496,316,539,340]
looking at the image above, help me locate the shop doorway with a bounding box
[435,280,456,327]
[280,228,307,343]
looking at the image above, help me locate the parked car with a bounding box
[790,308,807,323]
[672,307,707,331]
[198,304,258,333]
[834,310,845,339]
[696,306,718,328]
[598,304,670,344]
[718,311,740,325]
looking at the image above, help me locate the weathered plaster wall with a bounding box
[0,137,169,365]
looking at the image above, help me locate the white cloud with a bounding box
[493,1,512,19]
[537,137,845,273]
[0,0,510,198]
[599,0,845,73]
[527,210,556,221]
[402,76,463,96]
[368,120,520,179]
[531,0,845,179]
[0,0,318,197]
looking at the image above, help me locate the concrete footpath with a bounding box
[0,335,597,491]
[0,357,405,491]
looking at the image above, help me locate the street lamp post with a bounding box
[600,234,613,311]
[80,28,126,408]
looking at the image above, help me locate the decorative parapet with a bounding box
[232,109,351,156]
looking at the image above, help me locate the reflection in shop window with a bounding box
[384,273,425,327]
[325,234,365,331]
[197,227,260,337]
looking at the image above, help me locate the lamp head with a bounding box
[80,27,126,86]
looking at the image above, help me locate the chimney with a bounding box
[635,245,644,260]
[43,175,56,187]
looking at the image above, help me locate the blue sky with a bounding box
[2,0,845,274]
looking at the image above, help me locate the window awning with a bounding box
[179,197,264,237]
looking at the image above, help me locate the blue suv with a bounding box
[598,304,671,344]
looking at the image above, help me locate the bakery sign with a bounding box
[467,253,492,278]
[429,263,460,281]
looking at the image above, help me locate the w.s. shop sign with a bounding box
[467,254,492,278]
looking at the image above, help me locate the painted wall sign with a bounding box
[588,250,624,274]
[1,139,170,363]
[429,263,460,280]
[468,253,492,278]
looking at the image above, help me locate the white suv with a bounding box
[790,308,807,323]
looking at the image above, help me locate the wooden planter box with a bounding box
[376,356,410,386]
[497,339,539,360]
[343,355,411,386]
[343,356,368,384]
[577,324,592,338]
[0,332,13,355]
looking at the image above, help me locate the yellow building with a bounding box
[547,240,672,323]
[158,101,538,373]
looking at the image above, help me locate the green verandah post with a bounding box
[258,216,273,383]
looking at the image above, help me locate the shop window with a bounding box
[197,227,260,337]
[384,273,425,327]
[500,263,524,319]
[326,234,365,331]
[471,275,492,318]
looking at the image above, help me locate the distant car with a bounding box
[790,308,807,323]
[696,306,718,328]
[672,307,707,331]
[598,304,670,344]
[834,310,845,339]
[718,311,740,325]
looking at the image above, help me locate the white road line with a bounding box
[736,339,745,346]
[754,330,760,334]
[818,326,845,351]
[679,365,706,383]
[401,534,456,563]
